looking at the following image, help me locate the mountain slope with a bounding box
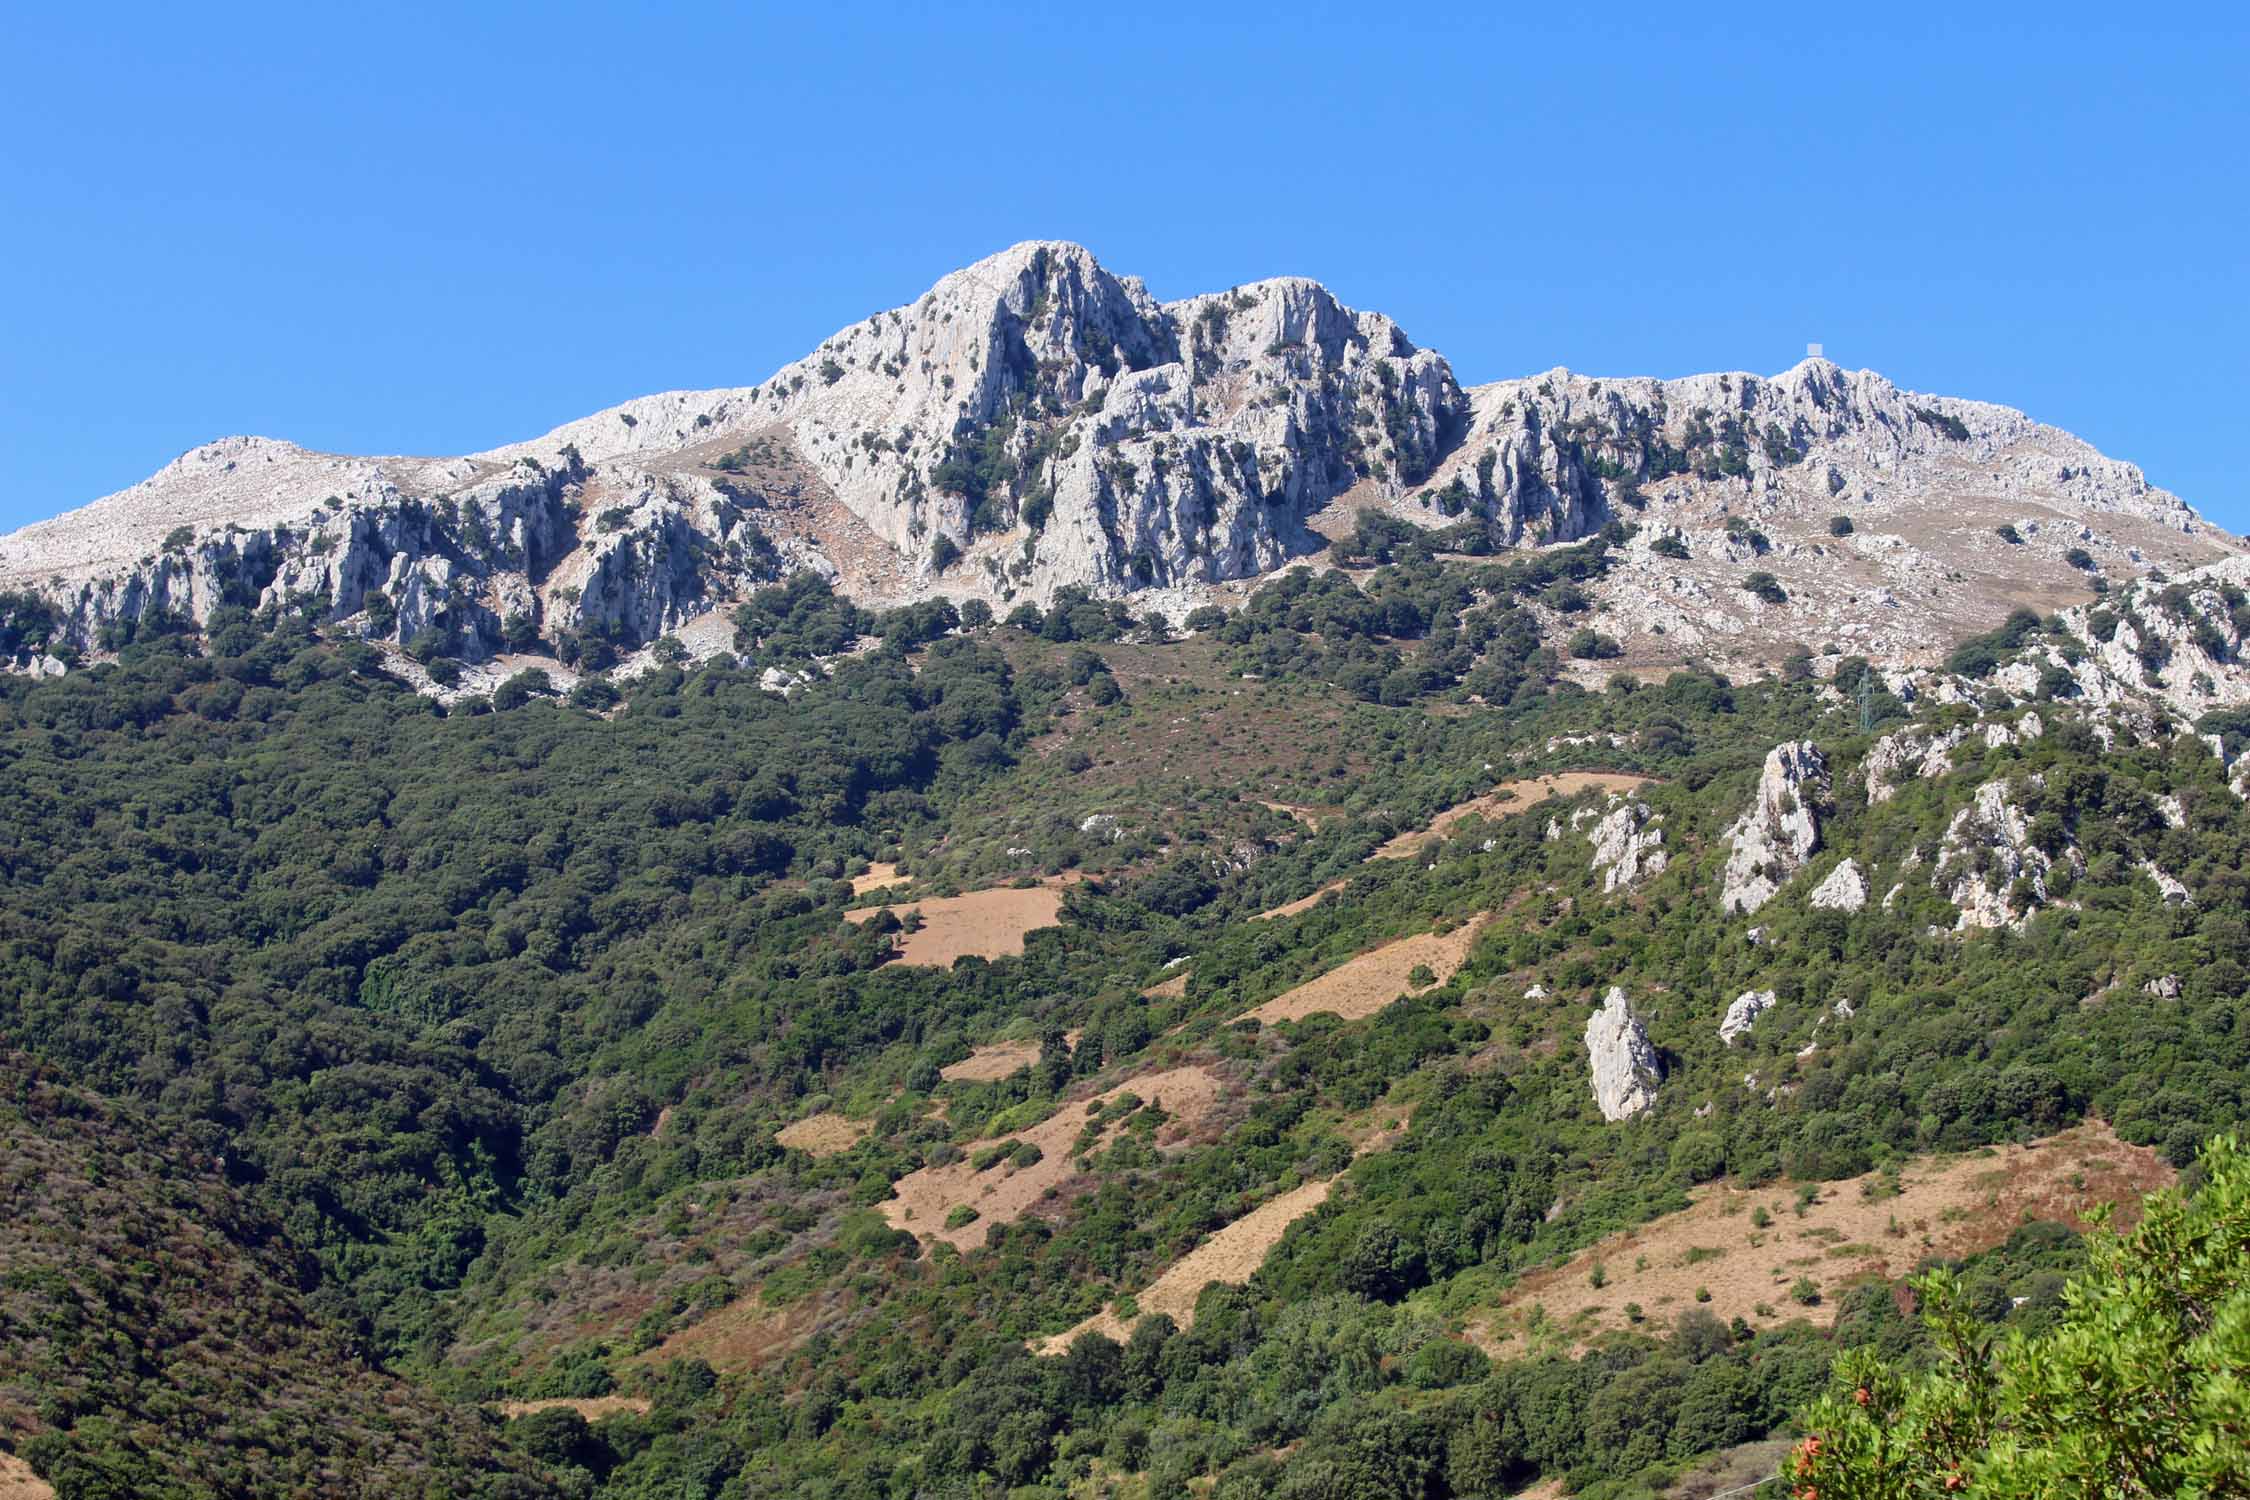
[2,243,2233,684]
[0,1052,557,1497]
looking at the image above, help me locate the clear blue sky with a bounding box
[4,4,2244,532]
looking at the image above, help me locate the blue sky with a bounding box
[3,4,2244,533]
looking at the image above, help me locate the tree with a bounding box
[1787,1135,2250,1500]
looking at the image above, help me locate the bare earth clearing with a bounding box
[1253,878,1352,921]
[849,862,912,895]
[1036,1178,1336,1352]
[939,1040,1042,1082]
[843,884,1067,965]
[884,1066,1224,1251]
[774,1113,870,1157]
[1034,1107,1416,1353]
[644,1289,834,1375]
[492,1397,653,1421]
[1472,1120,2170,1354]
[1240,916,1491,1026]
[0,1452,53,1500]
[1141,970,1191,1000]
[1371,773,1656,860]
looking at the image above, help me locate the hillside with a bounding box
[4,246,2250,1499]
[2,244,2233,694]
[3,523,2249,1493]
[0,1052,557,1496]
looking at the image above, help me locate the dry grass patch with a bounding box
[1470,1120,2170,1355]
[774,1112,869,1157]
[850,861,912,895]
[843,883,1068,965]
[884,1066,1223,1251]
[1252,878,1352,921]
[493,1397,652,1421]
[0,1451,53,1500]
[1370,772,1656,860]
[641,1287,834,1374]
[940,1040,1042,1083]
[1141,970,1191,1000]
[1240,916,1491,1026]
[1036,1177,1336,1352]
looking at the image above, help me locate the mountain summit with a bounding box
[1,241,2233,680]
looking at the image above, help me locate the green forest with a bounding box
[3,548,2247,1498]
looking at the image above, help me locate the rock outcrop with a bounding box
[3,240,2240,682]
[1586,799,1667,892]
[1720,742,1829,914]
[1807,858,1870,912]
[1932,777,2080,929]
[1585,986,1661,1121]
[1720,989,1777,1046]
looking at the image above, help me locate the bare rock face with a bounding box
[1807,857,1870,912]
[1720,989,1777,1046]
[1586,799,1667,892]
[1720,742,1830,914]
[1585,986,1661,1122]
[3,239,2239,682]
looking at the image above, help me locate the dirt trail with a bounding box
[884,1065,1223,1251]
[775,1113,869,1157]
[843,883,1068,965]
[1470,1120,2171,1354]
[1370,772,1655,860]
[1239,916,1490,1025]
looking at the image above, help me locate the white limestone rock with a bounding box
[1720,989,1777,1046]
[1807,857,1870,912]
[1586,799,1667,893]
[1584,986,1660,1122]
[1933,777,2080,929]
[1721,741,1829,914]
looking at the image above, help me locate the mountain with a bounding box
[7,243,2250,1499]
[2,242,2235,688]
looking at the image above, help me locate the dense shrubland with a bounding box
[4,549,2248,1496]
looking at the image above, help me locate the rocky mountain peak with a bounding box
[1,242,2238,681]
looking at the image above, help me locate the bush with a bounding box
[1742,572,1788,605]
[2064,546,2096,571]
[1828,515,1854,537]
[1994,523,2024,545]
[1789,1277,1821,1305]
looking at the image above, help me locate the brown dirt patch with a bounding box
[1371,773,1656,860]
[850,862,912,895]
[1253,878,1352,921]
[843,884,1067,965]
[1142,970,1191,1000]
[1470,1120,2170,1355]
[884,1065,1224,1251]
[0,1452,53,1500]
[1258,800,1331,829]
[941,1040,1042,1082]
[1240,916,1491,1025]
[774,1112,869,1157]
[1036,1177,1336,1351]
[1034,1100,1415,1353]
[493,1396,652,1421]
